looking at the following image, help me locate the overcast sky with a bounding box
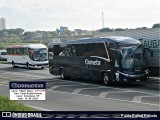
[0,0,159,31]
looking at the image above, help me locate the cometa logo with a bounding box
[85,59,101,65]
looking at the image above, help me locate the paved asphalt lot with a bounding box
[0,64,159,111]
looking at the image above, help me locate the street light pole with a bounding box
[102,12,104,28]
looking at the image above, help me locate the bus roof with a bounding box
[0,49,6,52]
[49,36,141,45]
[7,44,47,49]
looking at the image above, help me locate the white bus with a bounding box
[6,44,48,69]
[0,49,7,60]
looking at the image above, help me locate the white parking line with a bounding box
[48,84,82,91]
[98,91,133,98]
[2,72,157,96]
[0,83,8,86]
[72,86,108,94]
[132,96,142,102]
[46,81,76,83]
[48,79,158,95]
[26,105,51,111]
[72,89,82,94]
[98,92,109,98]
[139,95,160,98]
[49,90,160,107]
[0,72,51,79]
[132,94,160,103]
[49,86,59,90]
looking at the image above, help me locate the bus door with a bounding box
[111,51,120,81]
[49,45,59,75]
[109,49,121,81]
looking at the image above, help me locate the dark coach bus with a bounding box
[48,36,152,85]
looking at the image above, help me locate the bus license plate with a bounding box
[136,80,141,82]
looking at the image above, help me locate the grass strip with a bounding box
[0,60,7,64]
[0,95,36,111]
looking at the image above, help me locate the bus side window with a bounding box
[74,44,83,56]
[82,43,108,58]
[64,45,76,56]
[7,48,10,54]
[9,48,13,54]
[53,45,62,56]
[24,48,28,55]
[13,48,16,54]
[16,48,20,54]
[70,45,76,56]
[20,48,24,55]
[29,49,34,60]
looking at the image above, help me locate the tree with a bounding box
[64,30,71,36]
[115,28,124,31]
[99,27,113,32]
[3,32,9,42]
[152,23,160,28]
[22,32,34,40]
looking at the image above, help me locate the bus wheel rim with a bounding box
[104,74,108,85]
[61,70,64,79]
[26,63,29,68]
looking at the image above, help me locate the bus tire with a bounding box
[102,73,110,86]
[141,76,149,81]
[26,62,30,69]
[12,61,17,68]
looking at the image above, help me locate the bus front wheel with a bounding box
[102,73,111,86]
[12,61,17,68]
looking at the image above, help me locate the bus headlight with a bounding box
[145,69,149,74]
[123,78,127,82]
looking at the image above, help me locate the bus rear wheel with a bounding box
[26,62,30,69]
[102,73,111,86]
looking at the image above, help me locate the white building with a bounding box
[0,17,6,30]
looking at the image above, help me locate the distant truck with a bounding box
[0,49,7,60]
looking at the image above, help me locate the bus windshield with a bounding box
[121,45,146,71]
[1,52,7,55]
[29,48,48,61]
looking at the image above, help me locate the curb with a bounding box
[0,61,7,64]
[149,77,160,80]
[148,77,160,84]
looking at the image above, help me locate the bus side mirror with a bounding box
[144,48,153,57]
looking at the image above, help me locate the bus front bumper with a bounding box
[116,70,149,82]
[29,63,49,68]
